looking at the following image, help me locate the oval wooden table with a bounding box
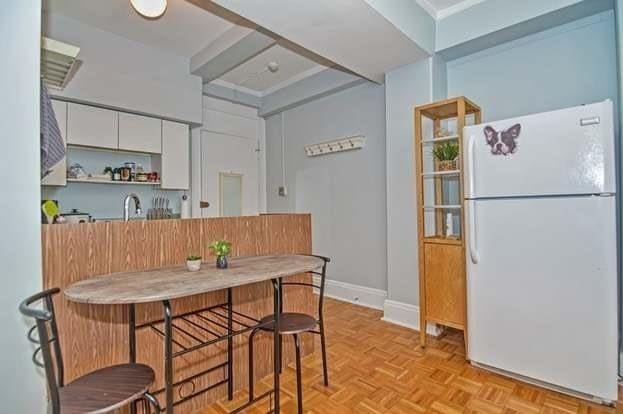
[65,255,326,414]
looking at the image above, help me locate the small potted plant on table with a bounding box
[432,141,460,171]
[186,255,202,272]
[209,240,232,269]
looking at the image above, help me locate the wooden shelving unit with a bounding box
[414,96,481,348]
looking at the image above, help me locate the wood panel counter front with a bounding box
[42,215,313,413]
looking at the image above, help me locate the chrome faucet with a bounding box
[123,193,142,221]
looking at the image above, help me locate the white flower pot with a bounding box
[186,259,201,272]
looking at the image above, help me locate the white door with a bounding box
[464,101,615,198]
[465,195,618,401]
[199,98,262,217]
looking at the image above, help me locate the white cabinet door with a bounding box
[161,120,189,190]
[42,100,67,186]
[67,103,118,149]
[118,112,162,153]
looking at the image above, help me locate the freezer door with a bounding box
[464,101,615,199]
[465,196,618,401]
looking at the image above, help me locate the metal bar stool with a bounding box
[248,255,330,414]
[19,288,162,414]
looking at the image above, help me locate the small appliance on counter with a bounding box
[61,209,92,224]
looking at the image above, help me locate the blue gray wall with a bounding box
[385,59,433,308]
[447,11,618,122]
[265,83,388,292]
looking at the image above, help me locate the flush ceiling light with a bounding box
[130,0,168,19]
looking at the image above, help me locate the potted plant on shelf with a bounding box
[432,141,460,171]
[209,240,232,269]
[186,255,202,272]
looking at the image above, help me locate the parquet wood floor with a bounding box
[200,298,621,414]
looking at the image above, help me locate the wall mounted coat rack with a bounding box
[304,135,365,157]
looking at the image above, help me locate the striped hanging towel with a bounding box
[40,80,65,178]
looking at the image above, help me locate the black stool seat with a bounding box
[258,313,317,335]
[59,364,155,414]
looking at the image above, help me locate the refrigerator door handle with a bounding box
[467,200,480,264]
[467,133,476,197]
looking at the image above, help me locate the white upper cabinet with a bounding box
[41,100,67,186]
[118,113,162,153]
[161,120,189,190]
[67,103,118,149]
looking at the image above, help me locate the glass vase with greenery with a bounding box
[209,240,232,269]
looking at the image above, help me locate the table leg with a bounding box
[163,300,173,414]
[227,288,233,401]
[271,279,281,414]
[129,304,137,414]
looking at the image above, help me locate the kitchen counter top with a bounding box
[65,254,323,304]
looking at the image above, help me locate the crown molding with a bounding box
[414,0,439,19]
[437,0,486,19]
[260,65,327,97]
[212,65,330,99]
[209,79,263,97]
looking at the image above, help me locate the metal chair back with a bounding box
[281,255,330,321]
[19,288,64,414]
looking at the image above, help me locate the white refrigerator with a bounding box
[463,100,618,403]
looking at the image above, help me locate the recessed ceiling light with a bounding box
[130,0,168,19]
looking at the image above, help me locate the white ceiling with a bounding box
[44,0,329,95]
[218,45,325,94]
[44,0,235,58]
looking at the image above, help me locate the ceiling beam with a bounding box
[259,67,366,117]
[190,25,277,83]
[205,0,434,84]
[203,81,262,108]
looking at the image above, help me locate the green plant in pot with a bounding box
[209,240,232,269]
[432,141,460,171]
[186,255,202,272]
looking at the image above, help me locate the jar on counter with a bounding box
[113,168,121,181]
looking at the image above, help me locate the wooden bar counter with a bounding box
[42,215,314,413]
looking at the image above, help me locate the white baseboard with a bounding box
[312,276,386,310]
[311,277,442,336]
[382,299,443,336]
